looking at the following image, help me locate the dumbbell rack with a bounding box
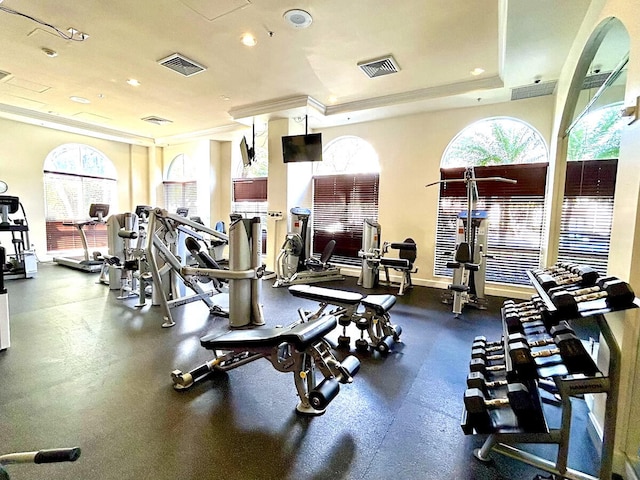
[461,269,639,480]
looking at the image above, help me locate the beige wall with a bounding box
[0,118,136,258]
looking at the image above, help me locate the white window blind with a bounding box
[557,159,617,274]
[163,181,198,216]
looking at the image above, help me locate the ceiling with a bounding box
[0,0,592,145]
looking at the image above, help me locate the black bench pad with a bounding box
[288,284,362,305]
[361,294,396,314]
[201,315,337,351]
[380,258,411,269]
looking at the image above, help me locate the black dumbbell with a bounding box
[509,332,596,377]
[472,336,503,352]
[464,383,538,427]
[507,321,574,347]
[471,347,504,362]
[550,277,635,313]
[466,371,508,396]
[469,357,506,376]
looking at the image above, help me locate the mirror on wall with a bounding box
[564,18,630,136]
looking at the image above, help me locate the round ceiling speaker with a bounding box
[283,9,313,29]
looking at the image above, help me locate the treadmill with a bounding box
[53,203,110,273]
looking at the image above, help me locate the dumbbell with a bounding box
[466,371,508,396]
[471,346,504,363]
[507,321,574,347]
[509,332,597,377]
[534,266,599,291]
[469,357,506,377]
[472,336,502,352]
[464,383,544,432]
[503,296,542,311]
[550,277,635,313]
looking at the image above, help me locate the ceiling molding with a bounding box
[325,75,504,116]
[228,95,326,123]
[0,103,155,146]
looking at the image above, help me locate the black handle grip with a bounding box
[33,448,81,464]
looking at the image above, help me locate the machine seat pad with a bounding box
[361,294,396,314]
[288,284,363,305]
[449,284,470,293]
[201,315,338,352]
[380,258,411,269]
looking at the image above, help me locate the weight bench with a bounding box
[171,314,360,415]
[288,284,402,354]
[380,238,417,295]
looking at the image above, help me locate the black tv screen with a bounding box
[282,133,323,163]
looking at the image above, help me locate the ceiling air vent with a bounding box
[158,53,206,77]
[142,116,173,126]
[582,71,610,90]
[357,55,400,78]
[511,80,557,101]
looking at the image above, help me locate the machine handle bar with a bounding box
[0,447,81,466]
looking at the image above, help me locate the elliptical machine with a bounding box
[273,207,344,288]
[427,167,515,317]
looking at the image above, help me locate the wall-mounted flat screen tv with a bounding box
[282,133,323,163]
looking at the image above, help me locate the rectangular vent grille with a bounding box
[158,53,206,77]
[511,80,557,101]
[582,71,610,90]
[142,116,173,125]
[357,55,400,78]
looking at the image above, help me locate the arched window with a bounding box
[558,104,624,273]
[312,136,380,264]
[435,118,549,285]
[164,154,198,216]
[43,143,117,253]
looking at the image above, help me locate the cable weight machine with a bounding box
[427,167,516,317]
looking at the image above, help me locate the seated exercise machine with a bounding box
[1,447,80,480]
[98,206,149,299]
[289,284,402,354]
[171,313,360,415]
[273,207,344,288]
[358,218,417,295]
[0,188,37,280]
[427,167,515,317]
[53,203,110,273]
[140,208,239,328]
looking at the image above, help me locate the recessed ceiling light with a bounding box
[220,95,230,101]
[70,96,90,104]
[127,78,141,87]
[328,95,338,104]
[283,9,313,29]
[470,67,485,76]
[241,33,257,47]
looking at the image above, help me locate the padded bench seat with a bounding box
[361,294,396,315]
[201,315,337,351]
[288,284,363,305]
[380,258,411,269]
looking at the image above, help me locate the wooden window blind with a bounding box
[312,173,379,265]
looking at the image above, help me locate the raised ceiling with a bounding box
[0,0,592,145]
